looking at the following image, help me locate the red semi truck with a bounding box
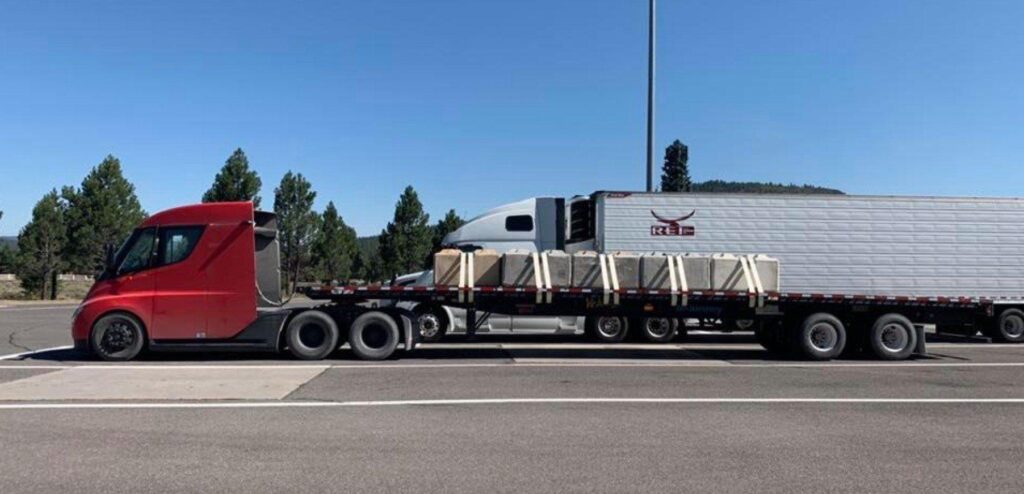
[74,201,1021,362]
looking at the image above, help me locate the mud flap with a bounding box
[914,325,927,355]
[395,309,418,352]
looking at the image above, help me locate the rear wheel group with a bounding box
[756,312,918,361]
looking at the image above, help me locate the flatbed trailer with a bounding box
[298,281,1020,361]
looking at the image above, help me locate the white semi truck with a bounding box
[390,191,1024,348]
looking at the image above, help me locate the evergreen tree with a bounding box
[660,139,692,192]
[0,211,15,273]
[377,186,431,280]
[274,171,318,291]
[62,156,146,275]
[15,190,67,299]
[311,201,358,282]
[202,148,263,207]
[426,209,465,265]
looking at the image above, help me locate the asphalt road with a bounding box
[2,304,1024,493]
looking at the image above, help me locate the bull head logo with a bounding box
[650,210,696,236]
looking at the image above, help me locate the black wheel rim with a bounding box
[362,323,390,349]
[299,323,327,348]
[101,321,136,354]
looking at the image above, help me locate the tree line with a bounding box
[3,148,464,299]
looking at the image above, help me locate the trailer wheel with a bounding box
[587,316,629,342]
[868,313,917,360]
[641,317,677,343]
[349,311,400,360]
[794,313,846,360]
[285,310,340,360]
[414,306,448,343]
[91,312,146,361]
[993,309,1024,343]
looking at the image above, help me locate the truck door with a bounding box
[150,226,208,340]
[107,227,158,326]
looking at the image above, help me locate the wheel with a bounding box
[794,313,846,361]
[91,312,146,361]
[349,311,400,360]
[641,317,677,343]
[587,316,629,342]
[992,309,1024,343]
[414,307,448,343]
[868,313,917,360]
[286,310,340,360]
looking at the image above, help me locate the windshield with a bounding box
[110,228,156,276]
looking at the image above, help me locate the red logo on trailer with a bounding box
[650,210,696,236]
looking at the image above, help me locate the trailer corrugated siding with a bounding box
[596,192,1024,298]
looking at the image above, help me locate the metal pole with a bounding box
[646,0,656,192]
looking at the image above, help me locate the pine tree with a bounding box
[274,171,318,291]
[15,190,67,299]
[660,139,692,192]
[377,186,432,280]
[311,201,358,282]
[0,211,15,273]
[62,156,146,275]
[202,148,263,207]
[425,209,465,265]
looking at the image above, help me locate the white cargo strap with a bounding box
[467,251,475,304]
[531,252,544,304]
[607,253,621,305]
[541,251,554,303]
[738,255,757,308]
[746,254,765,308]
[457,252,467,303]
[675,255,689,307]
[598,253,611,305]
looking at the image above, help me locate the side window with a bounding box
[117,228,157,274]
[158,226,204,266]
[505,215,534,232]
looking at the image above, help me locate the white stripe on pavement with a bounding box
[1,397,1024,410]
[0,346,74,361]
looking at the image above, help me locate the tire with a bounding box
[641,317,677,343]
[414,307,448,343]
[587,316,629,342]
[993,309,1024,343]
[794,313,846,361]
[285,310,340,360]
[868,313,917,361]
[349,311,400,360]
[91,312,146,361]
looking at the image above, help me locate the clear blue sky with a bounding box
[2,0,1023,236]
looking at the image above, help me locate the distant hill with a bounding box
[0,236,15,250]
[691,180,844,195]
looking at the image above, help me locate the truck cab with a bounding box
[72,202,286,359]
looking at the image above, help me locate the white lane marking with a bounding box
[0,346,74,361]
[2,361,1024,371]
[0,305,77,312]
[2,397,1024,410]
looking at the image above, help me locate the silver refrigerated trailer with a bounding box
[427,191,1024,350]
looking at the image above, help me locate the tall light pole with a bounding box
[646,0,656,192]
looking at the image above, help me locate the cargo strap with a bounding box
[598,253,611,305]
[746,254,765,308]
[457,251,475,304]
[541,251,554,303]
[738,255,765,308]
[597,253,621,305]
[668,255,689,307]
[531,252,544,304]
